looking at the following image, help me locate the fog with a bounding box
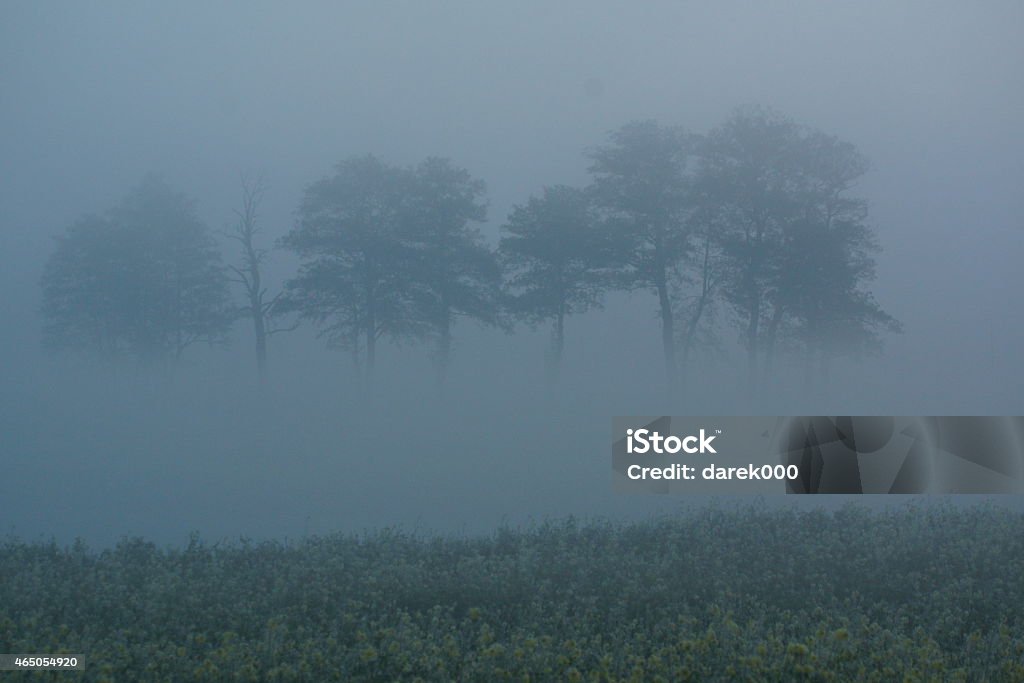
[2,1,1022,547]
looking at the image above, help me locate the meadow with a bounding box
[2,503,1022,681]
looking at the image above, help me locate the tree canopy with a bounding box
[587,121,698,380]
[500,184,612,376]
[41,175,232,363]
[281,155,499,377]
[696,106,898,388]
[38,108,900,391]
[401,157,500,378]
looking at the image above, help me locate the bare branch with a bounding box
[227,265,253,291]
[219,228,247,245]
[266,319,300,336]
[261,290,286,316]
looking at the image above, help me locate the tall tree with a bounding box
[499,185,611,379]
[700,107,899,388]
[771,131,900,383]
[698,107,805,389]
[40,175,232,364]
[674,192,728,389]
[280,156,425,377]
[588,121,695,384]
[402,157,500,382]
[224,174,296,383]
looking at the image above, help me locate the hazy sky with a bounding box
[2,2,1022,545]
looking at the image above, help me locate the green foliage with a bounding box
[3,504,1022,681]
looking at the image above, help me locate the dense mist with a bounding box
[2,2,1022,548]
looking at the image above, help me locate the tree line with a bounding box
[40,106,900,392]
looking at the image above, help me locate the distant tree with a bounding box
[674,187,729,389]
[699,107,899,388]
[402,157,500,382]
[698,107,807,388]
[499,185,611,379]
[40,175,232,364]
[770,131,901,384]
[280,156,426,377]
[588,121,695,385]
[224,174,296,383]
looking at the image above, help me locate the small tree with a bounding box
[500,185,611,379]
[41,175,232,365]
[224,174,296,383]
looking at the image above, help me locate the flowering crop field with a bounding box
[2,504,1022,681]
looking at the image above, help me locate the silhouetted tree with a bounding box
[674,190,728,389]
[700,107,899,388]
[280,156,426,377]
[40,175,232,364]
[499,185,612,379]
[699,107,806,388]
[224,174,296,383]
[771,130,901,383]
[588,121,695,385]
[402,157,500,382]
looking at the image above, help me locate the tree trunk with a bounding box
[546,306,565,385]
[680,234,714,394]
[350,328,362,378]
[554,307,565,370]
[365,283,377,378]
[654,269,676,385]
[744,222,766,394]
[680,295,706,393]
[253,299,267,384]
[436,309,452,386]
[365,323,376,372]
[746,289,760,392]
[802,315,818,393]
[365,313,377,386]
[763,305,784,385]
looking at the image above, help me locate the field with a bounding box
[2,503,1022,681]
